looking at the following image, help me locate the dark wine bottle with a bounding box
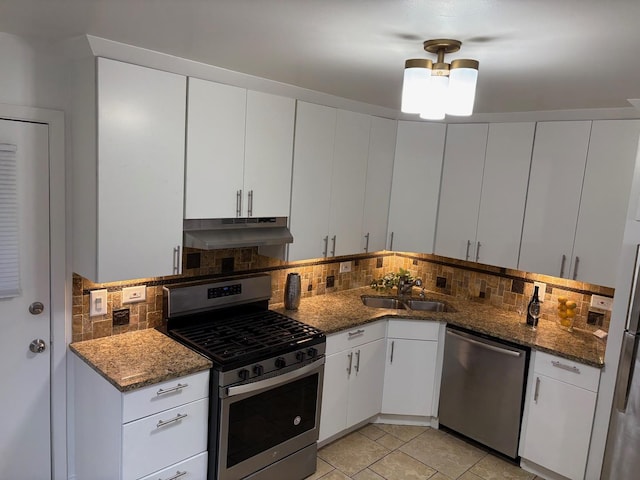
[526,285,540,327]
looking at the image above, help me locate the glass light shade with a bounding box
[401,59,432,114]
[420,74,449,120]
[446,59,479,116]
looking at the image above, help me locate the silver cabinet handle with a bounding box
[160,471,187,480]
[551,360,580,374]
[534,376,540,403]
[156,383,188,396]
[465,240,472,261]
[475,241,481,262]
[347,351,353,375]
[355,349,361,373]
[156,413,187,429]
[330,235,336,256]
[389,231,394,250]
[322,236,329,258]
[236,189,242,217]
[573,256,580,280]
[390,340,395,364]
[364,233,370,253]
[560,254,567,278]
[173,246,181,274]
[248,190,254,217]
[348,329,365,337]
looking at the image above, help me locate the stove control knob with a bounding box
[275,357,287,369]
[253,364,264,376]
[296,351,306,362]
[307,347,318,359]
[238,369,250,381]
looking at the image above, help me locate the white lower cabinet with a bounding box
[520,351,600,480]
[382,320,442,418]
[73,355,209,480]
[319,321,387,443]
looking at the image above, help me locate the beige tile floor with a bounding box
[311,424,544,480]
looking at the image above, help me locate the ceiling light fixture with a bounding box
[401,39,479,120]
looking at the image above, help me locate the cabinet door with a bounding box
[475,122,535,269]
[435,124,488,261]
[97,58,186,282]
[521,374,596,480]
[185,78,246,219]
[289,102,336,261]
[362,117,397,252]
[318,351,349,442]
[571,120,640,287]
[347,338,386,428]
[244,91,295,218]
[519,121,592,278]
[382,339,438,417]
[329,110,371,256]
[388,121,446,253]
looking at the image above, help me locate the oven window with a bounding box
[227,373,319,468]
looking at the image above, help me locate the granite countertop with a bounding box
[70,329,213,392]
[271,287,606,368]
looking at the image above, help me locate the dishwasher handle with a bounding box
[446,329,523,357]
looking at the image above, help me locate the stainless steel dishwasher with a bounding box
[439,325,530,459]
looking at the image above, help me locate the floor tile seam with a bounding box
[394,445,443,475]
[455,451,490,480]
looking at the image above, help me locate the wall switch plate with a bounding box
[591,294,613,311]
[339,261,352,273]
[89,289,108,317]
[534,282,546,302]
[122,285,146,304]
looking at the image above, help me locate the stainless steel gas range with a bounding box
[162,274,326,480]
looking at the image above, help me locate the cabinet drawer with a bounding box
[122,398,208,480]
[326,320,387,355]
[123,370,209,422]
[534,351,600,392]
[388,319,440,341]
[138,452,208,480]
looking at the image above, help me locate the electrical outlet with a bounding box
[591,294,613,311]
[339,261,352,273]
[534,282,546,302]
[89,289,108,317]
[326,275,335,288]
[436,277,447,288]
[122,285,146,304]
[113,308,130,326]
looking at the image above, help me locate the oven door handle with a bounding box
[224,358,325,398]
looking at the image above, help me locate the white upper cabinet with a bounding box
[571,120,640,287]
[185,79,295,219]
[435,123,534,269]
[71,57,187,282]
[289,103,371,261]
[435,124,489,261]
[362,117,397,252]
[519,121,592,278]
[388,121,446,253]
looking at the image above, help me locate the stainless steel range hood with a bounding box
[183,217,293,250]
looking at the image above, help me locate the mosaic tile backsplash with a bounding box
[72,248,614,342]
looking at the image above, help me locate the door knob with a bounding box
[29,302,44,315]
[29,339,47,353]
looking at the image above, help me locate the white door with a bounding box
[0,119,51,479]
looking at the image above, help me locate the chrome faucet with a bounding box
[397,276,423,296]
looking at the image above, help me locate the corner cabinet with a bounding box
[435,123,534,268]
[289,103,371,261]
[185,78,295,219]
[73,355,210,480]
[71,57,186,283]
[387,121,446,253]
[319,321,387,443]
[519,351,600,480]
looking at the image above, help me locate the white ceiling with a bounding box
[2,0,640,115]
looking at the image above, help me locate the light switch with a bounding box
[122,285,146,304]
[90,289,108,317]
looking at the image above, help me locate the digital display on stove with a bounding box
[208,283,242,299]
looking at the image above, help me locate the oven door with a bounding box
[217,358,324,480]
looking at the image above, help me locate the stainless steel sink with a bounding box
[361,295,451,312]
